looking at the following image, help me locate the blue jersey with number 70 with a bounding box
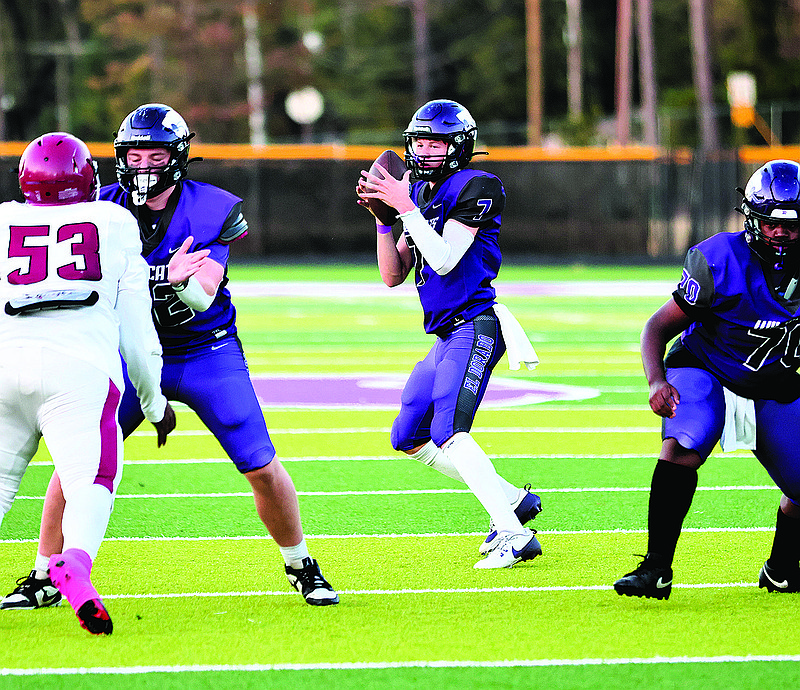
[672,229,800,399]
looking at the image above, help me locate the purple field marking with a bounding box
[252,373,599,409]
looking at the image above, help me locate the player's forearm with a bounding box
[117,291,168,423]
[641,331,668,386]
[172,258,222,312]
[377,232,411,287]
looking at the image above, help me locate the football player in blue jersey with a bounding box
[2,104,338,609]
[614,159,800,600]
[358,99,543,569]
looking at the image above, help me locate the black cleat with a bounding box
[758,560,800,593]
[1,570,62,610]
[76,599,113,635]
[614,554,673,600]
[285,557,339,606]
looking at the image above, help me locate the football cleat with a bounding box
[285,557,339,606]
[758,560,800,593]
[473,530,542,569]
[479,485,542,555]
[1,570,62,610]
[48,549,113,635]
[614,554,673,600]
[75,599,113,635]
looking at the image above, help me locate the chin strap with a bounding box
[786,272,799,300]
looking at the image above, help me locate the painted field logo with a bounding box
[251,374,599,409]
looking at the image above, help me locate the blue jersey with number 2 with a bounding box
[100,181,242,355]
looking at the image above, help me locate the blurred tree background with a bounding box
[1,0,800,148]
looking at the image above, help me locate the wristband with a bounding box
[171,275,215,312]
[376,224,393,235]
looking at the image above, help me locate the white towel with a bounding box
[493,303,539,371]
[720,387,756,452]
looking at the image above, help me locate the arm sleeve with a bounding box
[399,208,475,275]
[115,221,167,423]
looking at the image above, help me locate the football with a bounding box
[366,149,407,226]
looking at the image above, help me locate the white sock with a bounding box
[34,553,51,579]
[411,440,520,502]
[61,484,113,561]
[442,433,523,534]
[280,538,310,569]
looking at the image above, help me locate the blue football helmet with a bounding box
[740,159,800,261]
[403,99,478,181]
[114,103,194,205]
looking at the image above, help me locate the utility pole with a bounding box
[635,0,658,146]
[242,1,268,146]
[688,0,719,151]
[565,0,582,120]
[525,0,542,145]
[411,0,431,105]
[615,0,633,145]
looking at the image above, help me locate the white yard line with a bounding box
[4,654,799,677]
[12,485,779,501]
[0,526,776,545]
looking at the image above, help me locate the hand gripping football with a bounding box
[364,149,407,226]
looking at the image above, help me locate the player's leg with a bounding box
[393,333,541,558]
[3,359,146,610]
[37,354,121,634]
[0,471,66,610]
[614,366,723,600]
[0,424,39,564]
[0,350,62,610]
[174,338,338,605]
[752,397,800,592]
[429,313,540,569]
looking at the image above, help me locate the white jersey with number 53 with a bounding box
[0,199,165,421]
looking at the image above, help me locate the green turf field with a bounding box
[2,262,799,689]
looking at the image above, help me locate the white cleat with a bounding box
[479,485,542,555]
[473,530,542,569]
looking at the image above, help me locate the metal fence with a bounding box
[0,148,772,261]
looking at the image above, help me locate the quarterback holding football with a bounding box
[357,99,543,569]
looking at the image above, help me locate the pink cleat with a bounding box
[48,549,113,635]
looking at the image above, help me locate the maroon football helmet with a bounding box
[18,132,98,205]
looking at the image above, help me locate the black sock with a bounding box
[768,507,800,571]
[646,459,698,566]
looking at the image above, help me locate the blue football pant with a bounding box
[664,366,800,505]
[119,336,275,473]
[391,312,506,451]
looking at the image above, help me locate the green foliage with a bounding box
[3,0,800,146]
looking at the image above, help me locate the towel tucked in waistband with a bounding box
[493,303,539,371]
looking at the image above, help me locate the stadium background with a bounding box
[0,143,793,260]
